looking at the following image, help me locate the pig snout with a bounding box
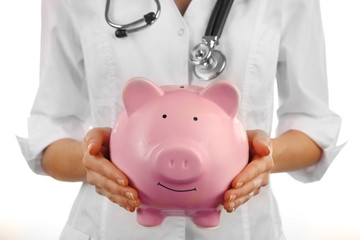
[153,145,205,183]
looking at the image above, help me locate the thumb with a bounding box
[253,138,272,157]
[83,127,112,155]
[247,130,272,157]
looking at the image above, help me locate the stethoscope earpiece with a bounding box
[115,29,127,38]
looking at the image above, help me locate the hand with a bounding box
[82,127,141,212]
[223,130,274,213]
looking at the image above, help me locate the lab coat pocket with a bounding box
[59,223,96,240]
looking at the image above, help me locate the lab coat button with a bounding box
[178,28,185,36]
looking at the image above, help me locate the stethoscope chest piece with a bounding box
[191,46,226,81]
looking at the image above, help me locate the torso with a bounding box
[59,1,285,238]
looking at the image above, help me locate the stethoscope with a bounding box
[105,0,234,81]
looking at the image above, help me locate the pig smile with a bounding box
[157,182,197,192]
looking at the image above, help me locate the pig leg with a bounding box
[192,209,221,228]
[137,208,165,227]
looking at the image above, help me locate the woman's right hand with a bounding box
[81,127,141,212]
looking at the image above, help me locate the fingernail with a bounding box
[235,181,243,188]
[229,202,235,210]
[229,195,236,201]
[266,145,272,154]
[117,178,125,187]
[88,143,93,154]
[125,192,135,200]
[129,200,140,207]
[125,206,134,212]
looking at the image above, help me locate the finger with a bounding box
[224,188,261,212]
[247,130,271,157]
[225,172,269,201]
[87,169,139,201]
[95,186,140,211]
[83,152,129,187]
[223,196,250,212]
[231,155,273,189]
[83,128,112,155]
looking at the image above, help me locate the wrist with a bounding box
[42,138,86,182]
[270,136,286,173]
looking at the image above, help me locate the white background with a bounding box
[0,1,359,239]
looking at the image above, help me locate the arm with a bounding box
[272,130,322,173]
[42,128,141,212]
[223,0,342,212]
[223,129,322,212]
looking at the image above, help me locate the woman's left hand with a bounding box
[223,130,274,213]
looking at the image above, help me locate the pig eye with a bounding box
[193,117,198,121]
[162,114,167,119]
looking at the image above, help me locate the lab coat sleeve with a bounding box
[276,0,343,183]
[17,0,89,175]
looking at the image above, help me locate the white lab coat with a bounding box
[17,0,343,239]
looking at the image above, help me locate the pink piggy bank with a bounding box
[110,78,248,228]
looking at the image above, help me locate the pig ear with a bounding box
[123,77,164,115]
[200,80,240,118]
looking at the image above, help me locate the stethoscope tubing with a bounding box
[205,0,234,39]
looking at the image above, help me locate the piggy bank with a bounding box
[110,78,248,228]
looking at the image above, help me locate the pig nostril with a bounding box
[183,160,188,169]
[170,159,175,168]
[168,159,190,169]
